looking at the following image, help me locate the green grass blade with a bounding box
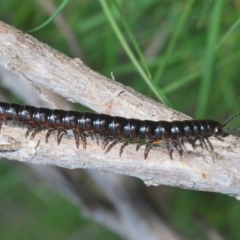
[196,1,211,29]
[162,69,202,94]
[154,0,195,84]
[216,16,240,49]
[196,0,223,118]
[100,0,171,106]
[29,0,69,32]
[112,1,151,79]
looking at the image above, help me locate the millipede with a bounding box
[0,101,239,159]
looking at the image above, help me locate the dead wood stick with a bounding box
[0,21,240,198]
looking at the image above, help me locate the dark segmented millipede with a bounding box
[0,102,239,159]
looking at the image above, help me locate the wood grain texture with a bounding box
[0,20,240,198]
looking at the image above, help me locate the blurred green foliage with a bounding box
[1,0,240,239]
[0,163,120,240]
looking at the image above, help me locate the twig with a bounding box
[0,21,240,199]
[0,32,181,239]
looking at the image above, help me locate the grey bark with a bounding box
[0,20,240,201]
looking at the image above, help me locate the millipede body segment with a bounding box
[0,102,234,159]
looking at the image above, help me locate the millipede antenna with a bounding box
[224,127,240,131]
[222,113,240,128]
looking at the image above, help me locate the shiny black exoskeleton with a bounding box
[0,102,231,159]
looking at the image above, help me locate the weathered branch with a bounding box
[0,21,240,198]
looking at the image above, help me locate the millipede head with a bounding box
[212,122,224,136]
[203,120,224,137]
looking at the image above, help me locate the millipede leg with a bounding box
[72,130,87,148]
[119,140,132,156]
[99,132,108,146]
[0,120,3,131]
[180,138,187,152]
[166,140,173,160]
[13,119,18,126]
[73,130,80,148]
[79,132,87,148]
[200,138,208,150]
[57,130,67,145]
[45,129,55,143]
[205,138,213,151]
[171,141,183,158]
[198,138,204,149]
[105,138,121,154]
[31,127,45,140]
[136,141,142,151]
[94,133,100,145]
[87,132,94,140]
[144,142,153,159]
[25,127,36,138]
[99,132,105,142]
[102,136,114,150]
[189,138,197,149]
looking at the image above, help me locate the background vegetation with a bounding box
[1,0,240,239]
